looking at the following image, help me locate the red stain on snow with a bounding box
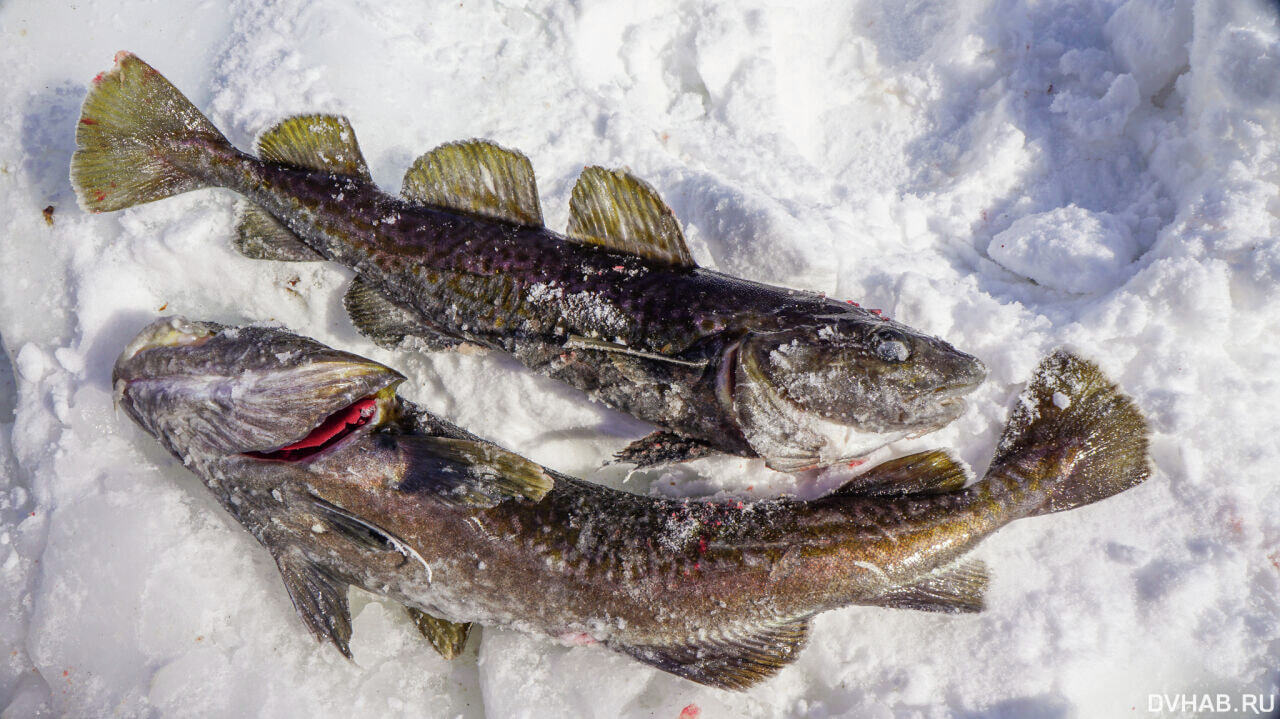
[679,704,701,719]
[847,458,866,468]
[1269,551,1279,570]
[92,72,105,85]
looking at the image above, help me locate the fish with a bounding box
[113,316,1150,690]
[74,51,988,472]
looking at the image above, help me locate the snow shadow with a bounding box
[19,81,83,208]
[0,333,15,424]
[956,694,1072,719]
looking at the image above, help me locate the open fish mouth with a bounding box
[114,317,405,459]
[243,391,390,462]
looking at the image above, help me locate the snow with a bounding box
[1,0,1278,716]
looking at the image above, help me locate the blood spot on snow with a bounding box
[847,458,866,468]
[679,704,701,719]
[92,72,105,85]
[1269,551,1279,570]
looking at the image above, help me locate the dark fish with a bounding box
[75,52,987,471]
[114,317,1149,690]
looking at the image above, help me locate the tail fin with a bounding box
[990,350,1150,517]
[71,51,230,213]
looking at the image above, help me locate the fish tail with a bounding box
[988,350,1150,517]
[72,51,231,213]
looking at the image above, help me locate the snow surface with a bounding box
[2,0,1279,716]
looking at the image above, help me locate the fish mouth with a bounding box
[242,389,395,463]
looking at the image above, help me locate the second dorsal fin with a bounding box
[257,114,372,180]
[402,140,543,227]
[565,167,695,268]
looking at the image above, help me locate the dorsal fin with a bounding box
[566,166,695,268]
[616,618,809,690]
[834,450,970,497]
[864,559,989,613]
[402,140,543,227]
[256,114,371,180]
[232,201,323,261]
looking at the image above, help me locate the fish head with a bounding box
[721,315,986,470]
[113,316,404,467]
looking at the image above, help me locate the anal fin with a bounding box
[406,607,472,660]
[233,202,323,261]
[865,559,989,614]
[274,552,353,658]
[614,430,720,468]
[343,277,459,350]
[834,450,969,497]
[616,618,810,690]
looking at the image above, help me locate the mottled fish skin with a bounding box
[74,52,987,470]
[113,318,1150,689]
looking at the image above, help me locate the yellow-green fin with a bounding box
[865,559,989,614]
[257,114,371,180]
[834,450,970,497]
[406,607,472,660]
[402,140,543,227]
[232,201,323,261]
[616,618,810,690]
[72,51,231,213]
[566,167,695,268]
[343,277,458,350]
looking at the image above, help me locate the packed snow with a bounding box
[2,0,1278,716]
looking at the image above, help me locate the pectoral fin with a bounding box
[834,450,970,497]
[273,552,353,658]
[865,559,989,614]
[614,430,720,467]
[566,167,695,268]
[615,618,810,690]
[406,607,472,660]
[395,435,554,507]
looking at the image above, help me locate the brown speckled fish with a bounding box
[75,52,987,472]
[113,317,1149,690]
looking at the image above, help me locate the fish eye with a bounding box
[872,329,910,362]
